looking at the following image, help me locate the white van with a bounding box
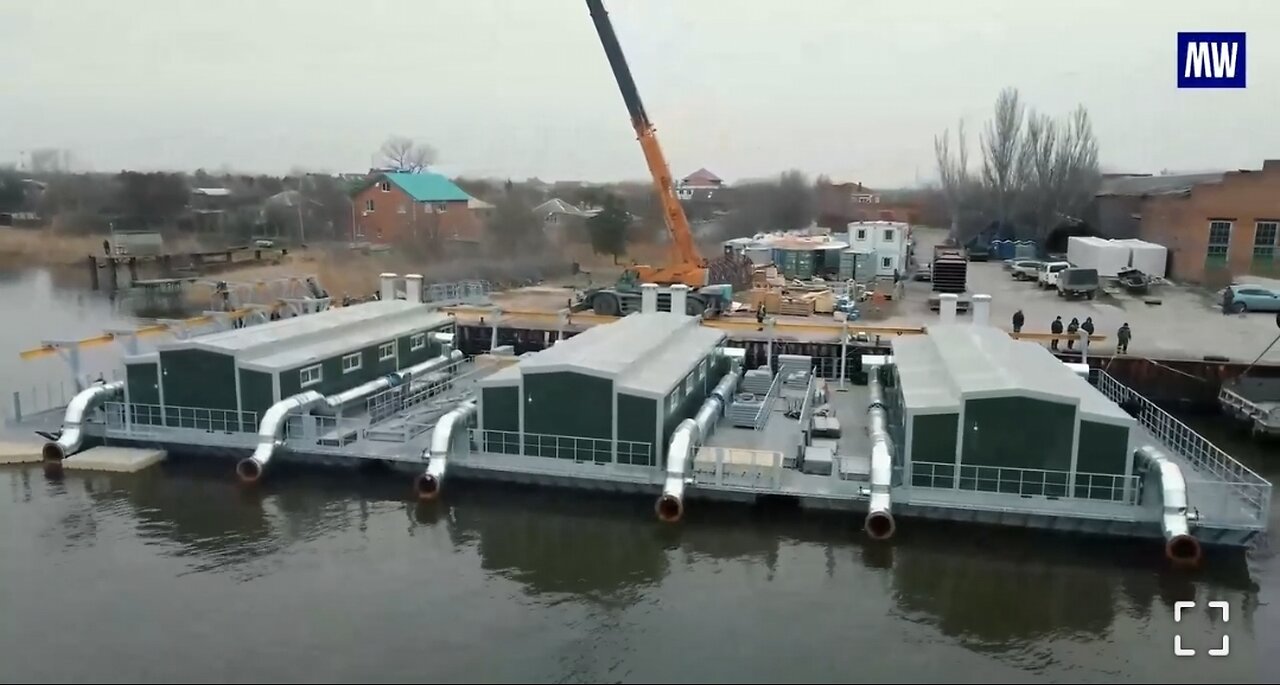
[1036,261,1070,289]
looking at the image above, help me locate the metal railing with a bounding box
[424,280,491,305]
[910,461,1140,504]
[470,428,653,467]
[363,358,475,419]
[104,402,258,434]
[753,370,783,431]
[5,370,123,424]
[691,445,784,490]
[1094,370,1271,523]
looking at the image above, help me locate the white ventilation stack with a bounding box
[404,274,423,304]
[641,283,659,314]
[379,273,398,301]
[670,284,689,315]
[971,294,991,326]
[939,293,958,324]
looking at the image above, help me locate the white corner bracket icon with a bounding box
[1173,600,1231,657]
[1208,601,1230,657]
[1174,601,1196,657]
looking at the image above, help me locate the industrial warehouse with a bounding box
[27,274,1275,566]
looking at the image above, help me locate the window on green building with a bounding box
[1253,221,1278,272]
[341,353,361,374]
[1207,220,1232,267]
[300,364,322,388]
[378,342,395,361]
[410,333,426,351]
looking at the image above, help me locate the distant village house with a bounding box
[351,172,484,250]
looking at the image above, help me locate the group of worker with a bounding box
[1010,309,1132,354]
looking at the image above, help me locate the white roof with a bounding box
[483,312,725,398]
[163,300,451,372]
[192,187,231,197]
[892,324,1134,425]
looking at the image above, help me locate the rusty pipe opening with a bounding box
[235,458,263,484]
[414,473,440,501]
[655,494,683,523]
[865,511,896,541]
[41,442,67,462]
[1166,534,1202,568]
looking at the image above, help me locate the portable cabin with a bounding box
[888,324,1136,501]
[122,300,454,431]
[476,312,728,468]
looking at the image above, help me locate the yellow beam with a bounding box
[18,306,270,360]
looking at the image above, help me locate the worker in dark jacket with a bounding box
[1050,316,1063,351]
[1012,309,1025,334]
[1117,323,1131,354]
[1081,316,1095,340]
[1066,317,1080,350]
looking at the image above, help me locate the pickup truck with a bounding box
[1057,267,1099,300]
[1036,261,1070,290]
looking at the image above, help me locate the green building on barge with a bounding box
[122,300,454,431]
[476,311,728,467]
[888,324,1137,500]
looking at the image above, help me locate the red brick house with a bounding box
[817,181,920,228]
[351,172,482,249]
[1093,160,1280,284]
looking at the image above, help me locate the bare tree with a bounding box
[980,87,1026,233]
[934,119,970,238]
[377,136,437,173]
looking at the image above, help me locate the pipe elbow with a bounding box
[864,509,896,540]
[414,472,441,501]
[656,492,683,523]
[236,457,264,484]
[1165,534,1202,567]
[42,436,73,462]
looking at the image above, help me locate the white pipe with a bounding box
[431,331,455,351]
[939,293,958,324]
[404,274,423,304]
[414,399,477,501]
[319,350,462,411]
[1135,445,1202,566]
[43,381,124,461]
[640,283,659,314]
[864,373,896,540]
[236,390,326,483]
[971,293,991,326]
[670,284,689,315]
[657,364,742,523]
[379,272,398,301]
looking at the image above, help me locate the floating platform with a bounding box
[0,440,42,464]
[64,447,167,473]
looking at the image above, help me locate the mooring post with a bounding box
[106,258,118,291]
[490,308,501,352]
[127,257,138,284]
[88,255,99,290]
[839,322,848,389]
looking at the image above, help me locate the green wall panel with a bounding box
[960,397,1075,496]
[238,369,274,430]
[1075,420,1132,500]
[617,393,656,466]
[909,412,958,488]
[481,386,520,454]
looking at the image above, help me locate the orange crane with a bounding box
[579,0,750,316]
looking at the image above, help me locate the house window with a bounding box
[378,342,396,361]
[1207,220,1232,266]
[410,333,425,351]
[341,353,361,374]
[1253,221,1278,263]
[379,181,391,192]
[881,257,893,269]
[299,364,322,388]
[856,229,866,240]
[434,203,448,213]
[684,374,695,395]
[364,199,375,212]
[667,389,679,415]
[697,359,706,381]
[883,228,894,242]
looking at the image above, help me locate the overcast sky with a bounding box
[2,0,1276,185]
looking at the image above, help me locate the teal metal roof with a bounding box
[384,172,471,202]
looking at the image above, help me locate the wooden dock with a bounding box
[88,246,287,290]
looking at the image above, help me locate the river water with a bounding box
[0,270,1276,683]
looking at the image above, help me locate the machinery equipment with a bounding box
[577,0,751,317]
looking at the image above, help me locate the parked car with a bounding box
[1222,284,1280,313]
[1057,267,1099,300]
[1036,261,1070,289]
[1009,259,1043,281]
[912,262,932,282]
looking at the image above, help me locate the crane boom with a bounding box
[586,0,705,278]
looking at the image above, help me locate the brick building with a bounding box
[816,181,920,229]
[1092,161,1280,284]
[351,172,482,249]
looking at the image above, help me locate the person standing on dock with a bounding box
[1012,310,1024,335]
[1050,316,1063,351]
[1117,323,1131,354]
[1081,316,1095,341]
[1066,317,1080,350]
